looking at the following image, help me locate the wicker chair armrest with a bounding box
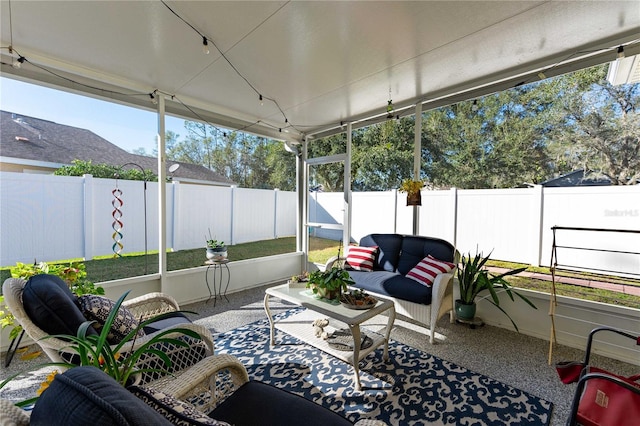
[158,354,250,413]
[129,323,215,385]
[431,270,455,304]
[325,255,347,270]
[354,420,387,426]
[0,399,30,425]
[124,292,180,321]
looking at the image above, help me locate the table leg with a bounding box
[205,265,215,305]
[349,324,362,391]
[382,306,396,362]
[221,264,230,302]
[263,293,276,346]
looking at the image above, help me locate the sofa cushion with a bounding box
[210,381,353,426]
[22,274,97,337]
[78,295,145,344]
[345,245,378,271]
[406,255,455,287]
[30,366,172,426]
[397,235,455,275]
[359,234,403,272]
[348,271,433,305]
[130,386,230,426]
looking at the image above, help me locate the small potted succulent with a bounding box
[307,267,354,301]
[205,230,227,261]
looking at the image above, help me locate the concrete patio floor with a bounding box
[1,282,638,426]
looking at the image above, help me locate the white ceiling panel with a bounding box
[1,1,639,141]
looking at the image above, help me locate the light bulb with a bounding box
[617,46,625,60]
[202,37,210,55]
[12,56,25,69]
[259,94,264,106]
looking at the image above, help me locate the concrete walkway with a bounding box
[487,267,640,296]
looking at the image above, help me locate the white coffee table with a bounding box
[264,282,396,390]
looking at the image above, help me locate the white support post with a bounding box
[301,140,309,265]
[157,94,167,291]
[413,103,422,235]
[344,123,352,247]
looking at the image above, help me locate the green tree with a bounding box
[55,160,155,181]
[549,65,640,185]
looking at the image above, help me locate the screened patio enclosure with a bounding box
[2,1,640,285]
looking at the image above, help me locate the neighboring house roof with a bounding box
[541,170,612,187]
[0,110,234,185]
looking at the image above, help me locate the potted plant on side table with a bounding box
[205,238,227,261]
[456,250,537,331]
[307,267,354,302]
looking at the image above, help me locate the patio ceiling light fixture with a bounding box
[617,45,625,60]
[202,36,210,55]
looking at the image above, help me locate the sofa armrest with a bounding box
[124,292,180,321]
[158,354,250,413]
[428,270,456,343]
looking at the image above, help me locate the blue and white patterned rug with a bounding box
[215,308,552,426]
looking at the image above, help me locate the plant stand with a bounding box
[455,317,484,329]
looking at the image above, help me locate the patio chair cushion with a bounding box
[130,386,231,426]
[397,235,455,275]
[22,274,97,337]
[30,366,172,426]
[142,312,191,335]
[209,380,353,426]
[359,234,403,272]
[348,270,433,305]
[78,294,146,344]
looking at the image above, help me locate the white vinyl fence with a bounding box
[2,171,639,275]
[0,172,297,266]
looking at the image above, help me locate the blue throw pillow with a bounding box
[22,274,96,337]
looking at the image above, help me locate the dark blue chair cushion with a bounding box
[22,274,97,337]
[209,381,353,426]
[359,233,403,272]
[348,271,433,305]
[396,235,455,275]
[142,312,191,335]
[30,366,172,426]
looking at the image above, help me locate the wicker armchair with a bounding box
[2,277,214,385]
[154,354,386,425]
[1,354,386,425]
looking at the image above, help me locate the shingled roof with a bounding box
[0,110,234,185]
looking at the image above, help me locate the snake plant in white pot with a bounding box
[456,250,537,331]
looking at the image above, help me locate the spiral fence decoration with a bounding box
[111,187,124,257]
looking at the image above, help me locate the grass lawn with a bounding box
[2,237,639,308]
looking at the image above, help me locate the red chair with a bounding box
[563,327,640,426]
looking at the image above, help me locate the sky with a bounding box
[0,77,186,154]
